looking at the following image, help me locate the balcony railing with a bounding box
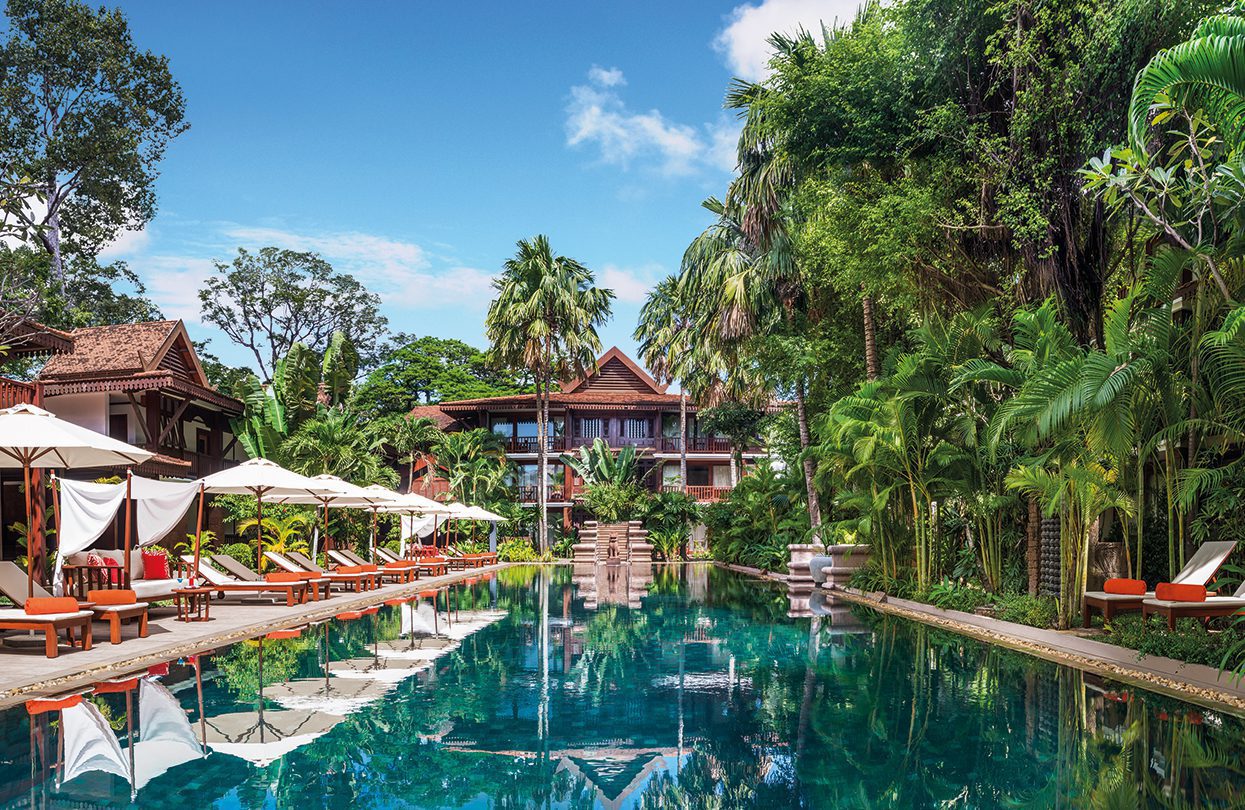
[498,434,761,455]
[0,377,37,408]
[662,484,734,502]
[657,436,737,454]
[504,436,561,453]
[518,485,567,503]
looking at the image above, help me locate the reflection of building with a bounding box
[408,347,768,525]
[572,563,653,610]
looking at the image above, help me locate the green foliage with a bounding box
[497,537,539,563]
[641,490,701,535]
[927,579,992,612]
[648,526,685,562]
[993,594,1059,629]
[560,437,640,487]
[1105,614,1244,669]
[200,247,388,381]
[353,335,530,416]
[580,482,648,523]
[219,541,255,566]
[703,460,808,572]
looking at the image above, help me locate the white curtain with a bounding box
[54,476,200,594]
[399,515,436,556]
[127,678,204,790]
[60,701,130,787]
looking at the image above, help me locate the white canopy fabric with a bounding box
[60,701,130,787]
[458,505,507,522]
[0,404,153,469]
[52,476,200,595]
[128,678,204,791]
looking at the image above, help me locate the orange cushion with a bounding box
[24,597,80,615]
[26,695,82,715]
[335,610,363,621]
[141,551,169,580]
[357,564,378,573]
[265,629,301,640]
[86,589,137,606]
[361,606,380,615]
[383,598,407,606]
[265,572,302,583]
[92,678,138,694]
[335,565,362,574]
[1155,583,1206,602]
[1103,578,1146,596]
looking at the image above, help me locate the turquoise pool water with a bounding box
[1,565,1243,808]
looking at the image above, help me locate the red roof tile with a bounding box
[407,404,462,430]
[40,321,181,379]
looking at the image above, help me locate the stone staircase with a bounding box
[572,521,653,564]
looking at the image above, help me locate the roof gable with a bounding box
[38,320,209,387]
[561,347,666,395]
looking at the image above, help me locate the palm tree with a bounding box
[281,408,393,486]
[382,415,445,493]
[485,235,614,552]
[635,276,695,492]
[238,514,311,571]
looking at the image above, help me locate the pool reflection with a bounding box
[0,566,1242,808]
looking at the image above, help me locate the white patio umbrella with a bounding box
[0,404,153,595]
[460,505,507,522]
[196,459,341,572]
[267,474,395,559]
[377,492,454,556]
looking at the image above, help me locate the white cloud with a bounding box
[715,0,864,81]
[707,119,743,174]
[565,68,740,178]
[140,256,216,323]
[222,225,430,290]
[599,263,663,304]
[587,65,626,87]
[98,226,151,260]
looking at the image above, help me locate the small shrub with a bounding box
[649,527,685,561]
[581,482,649,522]
[994,593,1058,628]
[497,537,539,562]
[927,578,991,612]
[1104,614,1245,668]
[219,541,255,566]
[550,530,576,559]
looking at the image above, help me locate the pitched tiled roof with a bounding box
[407,404,462,430]
[40,321,180,379]
[438,390,686,410]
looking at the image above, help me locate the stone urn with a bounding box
[808,544,872,589]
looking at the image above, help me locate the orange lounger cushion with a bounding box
[265,572,303,583]
[265,629,302,640]
[26,694,83,715]
[383,598,408,606]
[336,611,364,621]
[1155,583,1206,602]
[334,565,363,574]
[361,606,380,615]
[92,678,139,694]
[87,589,138,605]
[1103,578,1146,596]
[25,597,80,615]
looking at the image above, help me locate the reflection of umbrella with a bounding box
[329,656,427,685]
[197,459,339,571]
[266,676,392,715]
[203,710,343,766]
[59,701,129,787]
[0,404,153,596]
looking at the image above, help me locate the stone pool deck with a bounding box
[0,563,505,709]
[824,585,1245,713]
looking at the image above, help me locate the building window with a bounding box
[578,417,605,438]
[195,431,210,455]
[623,417,649,439]
[491,417,512,436]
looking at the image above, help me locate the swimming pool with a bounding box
[1,564,1242,808]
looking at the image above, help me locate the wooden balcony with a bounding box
[657,436,740,454]
[0,377,38,408]
[412,476,452,499]
[662,484,733,502]
[518,485,567,503]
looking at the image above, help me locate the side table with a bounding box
[174,587,212,622]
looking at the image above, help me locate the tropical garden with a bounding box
[628,0,1245,651]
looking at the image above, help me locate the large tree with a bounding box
[353,335,530,417]
[200,247,388,382]
[485,235,613,553]
[0,0,188,289]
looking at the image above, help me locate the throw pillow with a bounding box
[141,551,170,580]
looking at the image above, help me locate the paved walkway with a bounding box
[0,564,504,709]
[825,586,1245,713]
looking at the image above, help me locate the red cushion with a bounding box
[86,553,121,585]
[87,589,137,606]
[1103,578,1146,596]
[265,572,302,583]
[265,629,301,640]
[24,597,80,615]
[141,551,169,580]
[26,695,82,715]
[335,565,363,574]
[1155,583,1206,602]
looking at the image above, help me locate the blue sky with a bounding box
[97,0,859,372]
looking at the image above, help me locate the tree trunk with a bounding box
[536,374,548,555]
[794,377,822,543]
[729,455,738,488]
[862,292,879,381]
[679,392,688,494]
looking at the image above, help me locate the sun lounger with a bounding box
[180,556,310,607]
[377,547,449,577]
[1081,541,1237,626]
[287,550,380,590]
[445,545,497,566]
[265,551,375,592]
[0,561,147,645]
[326,550,418,584]
[213,553,328,601]
[1142,581,1245,629]
[0,607,94,657]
